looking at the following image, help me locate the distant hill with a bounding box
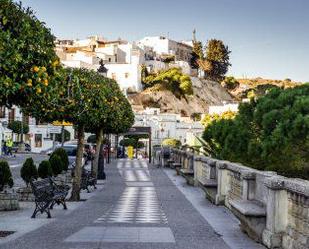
[128,77,233,117]
[228,77,303,100]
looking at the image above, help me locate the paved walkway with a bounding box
[1,159,264,249]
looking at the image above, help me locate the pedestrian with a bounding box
[2,140,7,155]
[6,138,13,156]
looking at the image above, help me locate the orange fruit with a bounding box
[33,66,39,73]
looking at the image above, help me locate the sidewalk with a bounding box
[0,159,264,249]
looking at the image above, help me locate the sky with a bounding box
[20,0,309,82]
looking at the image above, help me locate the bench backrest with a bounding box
[30,178,54,200]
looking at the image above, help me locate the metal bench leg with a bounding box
[62,199,67,210]
[45,208,51,218]
[31,205,40,218]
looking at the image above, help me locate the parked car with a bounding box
[12,142,31,153]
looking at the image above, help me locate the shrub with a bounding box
[38,160,52,179]
[0,160,14,191]
[51,148,69,171]
[162,138,181,148]
[203,84,309,179]
[20,158,38,186]
[221,76,240,90]
[49,155,64,176]
[143,68,193,96]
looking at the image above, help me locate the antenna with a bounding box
[193,29,196,42]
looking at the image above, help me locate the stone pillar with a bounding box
[194,156,202,187]
[207,158,218,180]
[215,161,230,205]
[241,171,256,201]
[262,176,288,248]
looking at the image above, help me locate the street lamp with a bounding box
[97,59,108,180]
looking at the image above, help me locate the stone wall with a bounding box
[166,148,309,249]
[0,192,19,211]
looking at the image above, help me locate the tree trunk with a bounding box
[70,125,85,201]
[92,128,103,178]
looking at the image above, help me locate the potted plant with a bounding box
[38,160,52,179]
[49,154,65,185]
[0,160,19,211]
[17,158,38,201]
[50,148,69,172]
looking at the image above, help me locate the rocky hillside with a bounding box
[128,77,233,116]
[229,77,303,100]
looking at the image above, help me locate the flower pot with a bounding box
[0,190,19,211]
[16,186,35,201]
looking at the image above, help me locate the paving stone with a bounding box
[0,159,253,249]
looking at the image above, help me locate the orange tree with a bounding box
[86,79,134,177]
[23,67,117,200]
[0,0,59,107]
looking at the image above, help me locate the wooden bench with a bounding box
[30,178,69,218]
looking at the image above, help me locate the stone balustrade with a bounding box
[166,148,309,249]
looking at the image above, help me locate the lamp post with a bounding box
[97,59,108,180]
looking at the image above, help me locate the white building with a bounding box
[133,108,204,146]
[208,103,239,115]
[56,35,195,92]
[56,37,144,92]
[138,36,193,62]
[0,106,56,153]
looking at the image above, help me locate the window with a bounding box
[0,107,5,118]
[108,58,111,62]
[156,130,159,139]
[125,72,129,78]
[34,134,42,148]
[8,109,15,123]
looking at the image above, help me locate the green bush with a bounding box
[0,160,14,191]
[20,158,38,186]
[49,155,64,176]
[203,84,309,179]
[38,160,52,179]
[143,68,193,96]
[51,148,69,171]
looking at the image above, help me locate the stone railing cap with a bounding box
[264,176,285,190]
[194,156,202,161]
[216,160,230,169]
[284,178,309,196]
[241,170,256,180]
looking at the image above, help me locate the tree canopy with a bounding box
[203,39,231,81]
[203,84,309,179]
[0,0,59,107]
[7,120,29,135]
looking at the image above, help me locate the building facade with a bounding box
[55,35,194,92]
[133,108,204,147]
